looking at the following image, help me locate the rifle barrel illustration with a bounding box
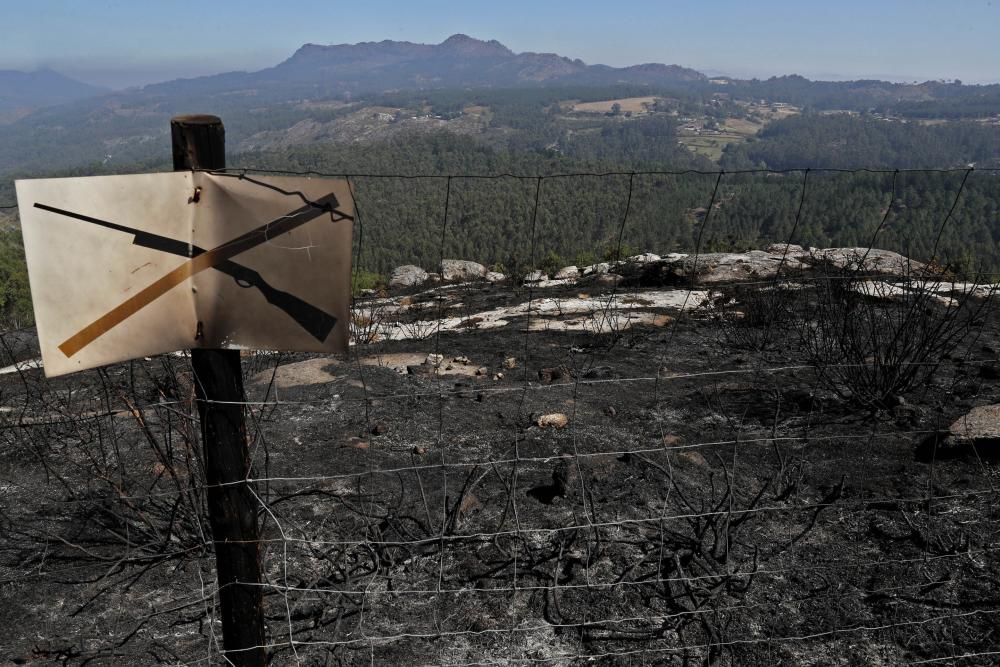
[34,199,342,350]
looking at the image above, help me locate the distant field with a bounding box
[572,96,659,113]
[720,118,762,135]
[677,133,744,161]
[760,106,800,122]
[676,107,798,161]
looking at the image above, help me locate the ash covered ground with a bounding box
[2,267,1000,665]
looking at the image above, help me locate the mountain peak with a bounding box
[269,35,703,92]
[438,34,513,57]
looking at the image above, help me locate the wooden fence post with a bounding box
[171,114,267,666]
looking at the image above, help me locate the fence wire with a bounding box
[1,166,1000,665]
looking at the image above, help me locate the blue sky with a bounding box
[1,0,998,88]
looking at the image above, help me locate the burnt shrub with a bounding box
[715,282,800,352]
[797,259,994,410]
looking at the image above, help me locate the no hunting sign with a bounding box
[15,172,354,376]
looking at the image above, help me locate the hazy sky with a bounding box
[1,0,998,88]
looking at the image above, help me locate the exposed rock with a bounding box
[389,265,429,289]
[455,492,482,528]
[524,270,546,282]
[553,265,579,280]
[616,247,923,288]
[766,243,805,255]
[688,251,806,283]
[949,404,1000,445]
[627,253,661,263]
[620,251,803,286]
[503,357,518,369]
[538,366,572,384]
[533,278,576,289]
[419,247,924,293]
[425,353,443,366]
[807,248,924,274]
[440,259,487,282]
[537,413,569,429]
[676,450,708,466]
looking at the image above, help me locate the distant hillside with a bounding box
[2,35,1000,177]
[0,69,104,118]
[720,113,1000,170]
[145,34,706,101]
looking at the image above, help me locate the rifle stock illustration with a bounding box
[34,194,349,357]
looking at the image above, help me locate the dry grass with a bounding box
[721,118,763,135]
[572,96,659,113]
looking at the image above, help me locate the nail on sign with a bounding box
[15,172,354,377]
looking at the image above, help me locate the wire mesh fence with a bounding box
[1,167,1000,664]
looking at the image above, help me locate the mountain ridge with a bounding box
[0,68,106,116]
[141,34,705,97]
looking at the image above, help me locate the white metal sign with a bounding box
[15,172,354,377]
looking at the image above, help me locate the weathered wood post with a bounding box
[171,114,267,666]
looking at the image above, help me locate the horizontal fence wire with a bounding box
[2,164,1000,210]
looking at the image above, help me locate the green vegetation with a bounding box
[3,78,1000,318]
[244,131,1000,276]
[0,230,33,328]
[722,113,1000,169]
[351,269,385,296]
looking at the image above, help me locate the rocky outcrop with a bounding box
[553,266,579,280]
[440,259,487,282]
[583,262,611,276]
[616,246,923,287]
[388,246,932,293]
[389,265,429,289]
[949,404,1000,446]
[627,253,661,264]
[810,248,924,274]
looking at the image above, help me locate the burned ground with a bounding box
[1,276,999,665]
